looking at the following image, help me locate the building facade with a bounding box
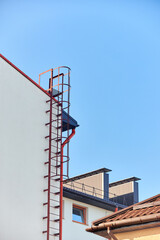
[0,54,140,240]
[62,168,140,240]
[0,54,78,240]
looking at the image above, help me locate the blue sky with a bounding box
[1,0,160,201]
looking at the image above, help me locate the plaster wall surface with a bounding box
[63,197,112,240]
[0,57,58,240]
[109,182,133,197]
[115,227,160,240]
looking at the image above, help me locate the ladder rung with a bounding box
[45,135,49,138]
[44,148,49,151]
[44,175,48,178]
[54,219,60,222]
[53,92,62,97]
[50,199,60,203]
[56,151,61,155]
[43,216,48,219]
[56,126,61,129]
[54,233,60,236]
[54,192,60,195]
[42,230,47,234]
[45,120,56,126]
[55,165,61,168]
[50,213,59,216]
[43,189,48,192]
[43,202,48,206]
[44,162,49,164]
[55,138,61,142]
[56,113,61,117]
[46,110,50,113]
[54,178,61,181]
[54,205,60,208]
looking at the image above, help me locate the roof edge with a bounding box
[109,177,141,187]
[86,213,160,233]
[0,53,58,102]
[64,168,111,183]
[63,187,126,210]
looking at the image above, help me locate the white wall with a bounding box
[63,197,112,240]
[0,57,58,240]
[0,56,112,240]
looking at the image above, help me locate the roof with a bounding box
[62,110,79,131]
[109,177,141,187]
[64,168,111,183]
[63,187,126,211]
[86,194,160,236]
[0,54,79,132]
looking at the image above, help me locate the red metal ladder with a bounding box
[39,67,71,240]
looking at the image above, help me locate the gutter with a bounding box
[86,213,160,233]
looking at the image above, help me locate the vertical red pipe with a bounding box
[115,206,118,212]
[47,69,53,240]
[59,129,75,240]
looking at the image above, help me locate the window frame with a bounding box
[72,204,87,225]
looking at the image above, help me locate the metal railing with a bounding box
[63,180,128,206]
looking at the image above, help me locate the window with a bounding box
[72,204,87,225]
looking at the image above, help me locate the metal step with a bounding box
[54,178,61,181]
[55,165,61,168]
[54,233,60,236]
[54,192,60,195]
[54,219,60,222]
[54,205,60,208]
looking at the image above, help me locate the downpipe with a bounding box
[60,129,76,240]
